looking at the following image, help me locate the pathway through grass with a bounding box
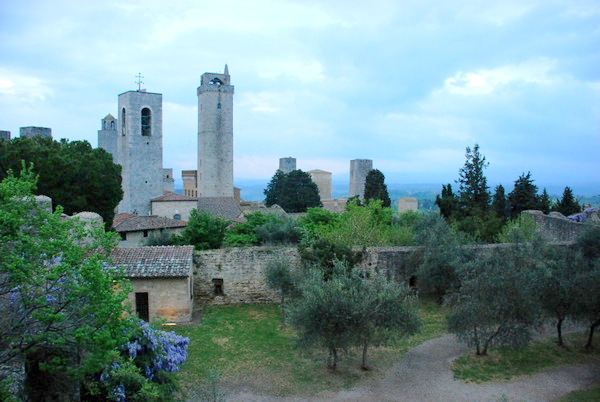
[173,299,446,397]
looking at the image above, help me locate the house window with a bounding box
[143,230,149,238]
[212,278,224,296]
[217,102,221,109]
[120,232,127,241]
[135,292,149,321]
[141,108,151,136]
[121,108,126,136]
[173,214,181,220]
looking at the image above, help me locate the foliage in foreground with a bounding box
[172,209,230,250]
[265,257,299,328]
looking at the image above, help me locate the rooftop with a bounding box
[151,191,197,202]
[111,245,194,278]
[113,215,187,232]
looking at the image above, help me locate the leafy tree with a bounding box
[435,183,459,219]
[446,240,544,355]
[352,274,420,369]
[0,168,132,397]
[492,184,508,220]
[172,209,229,250]
[415,214,463,303]
[507,172,539,219]
[554,186,581,216]
[255,215,301,245]
[298,237,362,280]
[297,207,339,240]
[0,136,122,225]
[363,169,391,207]
[223,211,272,247]
[456,143,490,216]
[265,257,298,328]
[496,214,540,243]
[264,169,321,213]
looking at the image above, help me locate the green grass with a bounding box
[172,299,447,397]
[452,332,600,383]
[560,384,600,401]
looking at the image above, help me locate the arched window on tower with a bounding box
[141,108,151,136]
[110,120,115,130]
[121,108,126,136]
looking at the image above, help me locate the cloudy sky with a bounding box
[0,0,598,195]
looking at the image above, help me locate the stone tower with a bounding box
[279,157,296,174]
[308,169,332,199]
[197,65,234,197]
[20,126,52,139]
[117,90,164,215]
[98,114,118,163]
[349,159,373,200]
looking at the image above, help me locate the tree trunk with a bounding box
[556,317,564,348]
[331,348,338,371]
[585,319,600,350]
[280,293,285,328]
[361,343,369,370]
[474,327,481,356]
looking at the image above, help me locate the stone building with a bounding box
[0,130,11,141]
[197,65,234,198]
[182,170,198,197]
[349,159,373,199]
[97,114,118,163]
[279,157,296,174]
[163,168,175,193]
[111,246,194,322]
[151,191,197,221]
[398,197,418,213]
[116,90,165,215]
[20,126,51,139]
[113,214,187,246]
[308,169,332,200]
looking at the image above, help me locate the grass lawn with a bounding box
[172,299,446,397]
[451,332,600,384]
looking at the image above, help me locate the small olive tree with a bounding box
[265,257,297,328]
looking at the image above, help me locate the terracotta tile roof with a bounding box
[103,113,116,120]
[113,215,187,232]
[113,213,136,227]
[111,245,193,278]
[197,197,243,221]
[151,191,197,202]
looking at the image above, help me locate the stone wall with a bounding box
[128,276,192,322]
[151,199,197,221]
[524,210,590,242]
[349,159,373,199]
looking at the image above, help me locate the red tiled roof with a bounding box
[111,245,193,278]
[151,192,197,202]
[113,215,187,232]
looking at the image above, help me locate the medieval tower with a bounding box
[116,90,164,215]
[349,159,373,199]
[197,65,234,198]
[98,114,118,163]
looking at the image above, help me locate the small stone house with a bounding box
[111,246,194,323]
[113,214,187,246]
[151,191,197,221]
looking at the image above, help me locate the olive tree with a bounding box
[265,257,298,328]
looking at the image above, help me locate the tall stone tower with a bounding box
[197,65,234,197]
[279,157,296,174]
[98,114,118,163]
[349,159,373,200]
[117,90,164,215]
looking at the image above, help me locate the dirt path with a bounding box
[226,334,599,402]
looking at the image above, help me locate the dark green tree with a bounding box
[264,169,321,213]
[457,143,490,216]
[554,186,581,216]
[364,169,391,207]
[507,172,539,219]
[492,184,507,220]
[435,183,459,219]
[0,136,122,225]
[265,257,298,328]
[538,188,552,214]
[172,209,229,250]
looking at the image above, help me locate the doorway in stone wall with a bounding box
[135,292,149,321]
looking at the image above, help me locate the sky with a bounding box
[0,0,598,196]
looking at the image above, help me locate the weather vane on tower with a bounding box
[135,73,144,91]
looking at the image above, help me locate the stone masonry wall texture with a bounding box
[349,159,373,199]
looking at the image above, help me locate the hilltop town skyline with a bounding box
[1,1,598,195]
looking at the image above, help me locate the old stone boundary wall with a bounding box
[192,242,570,307]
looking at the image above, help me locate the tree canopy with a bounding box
[554,186,581,216]
[264,169,321,213]
[0,136,123,226]
[507,172,540,218]
[457,143,490,215]
[363,169,391,207]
